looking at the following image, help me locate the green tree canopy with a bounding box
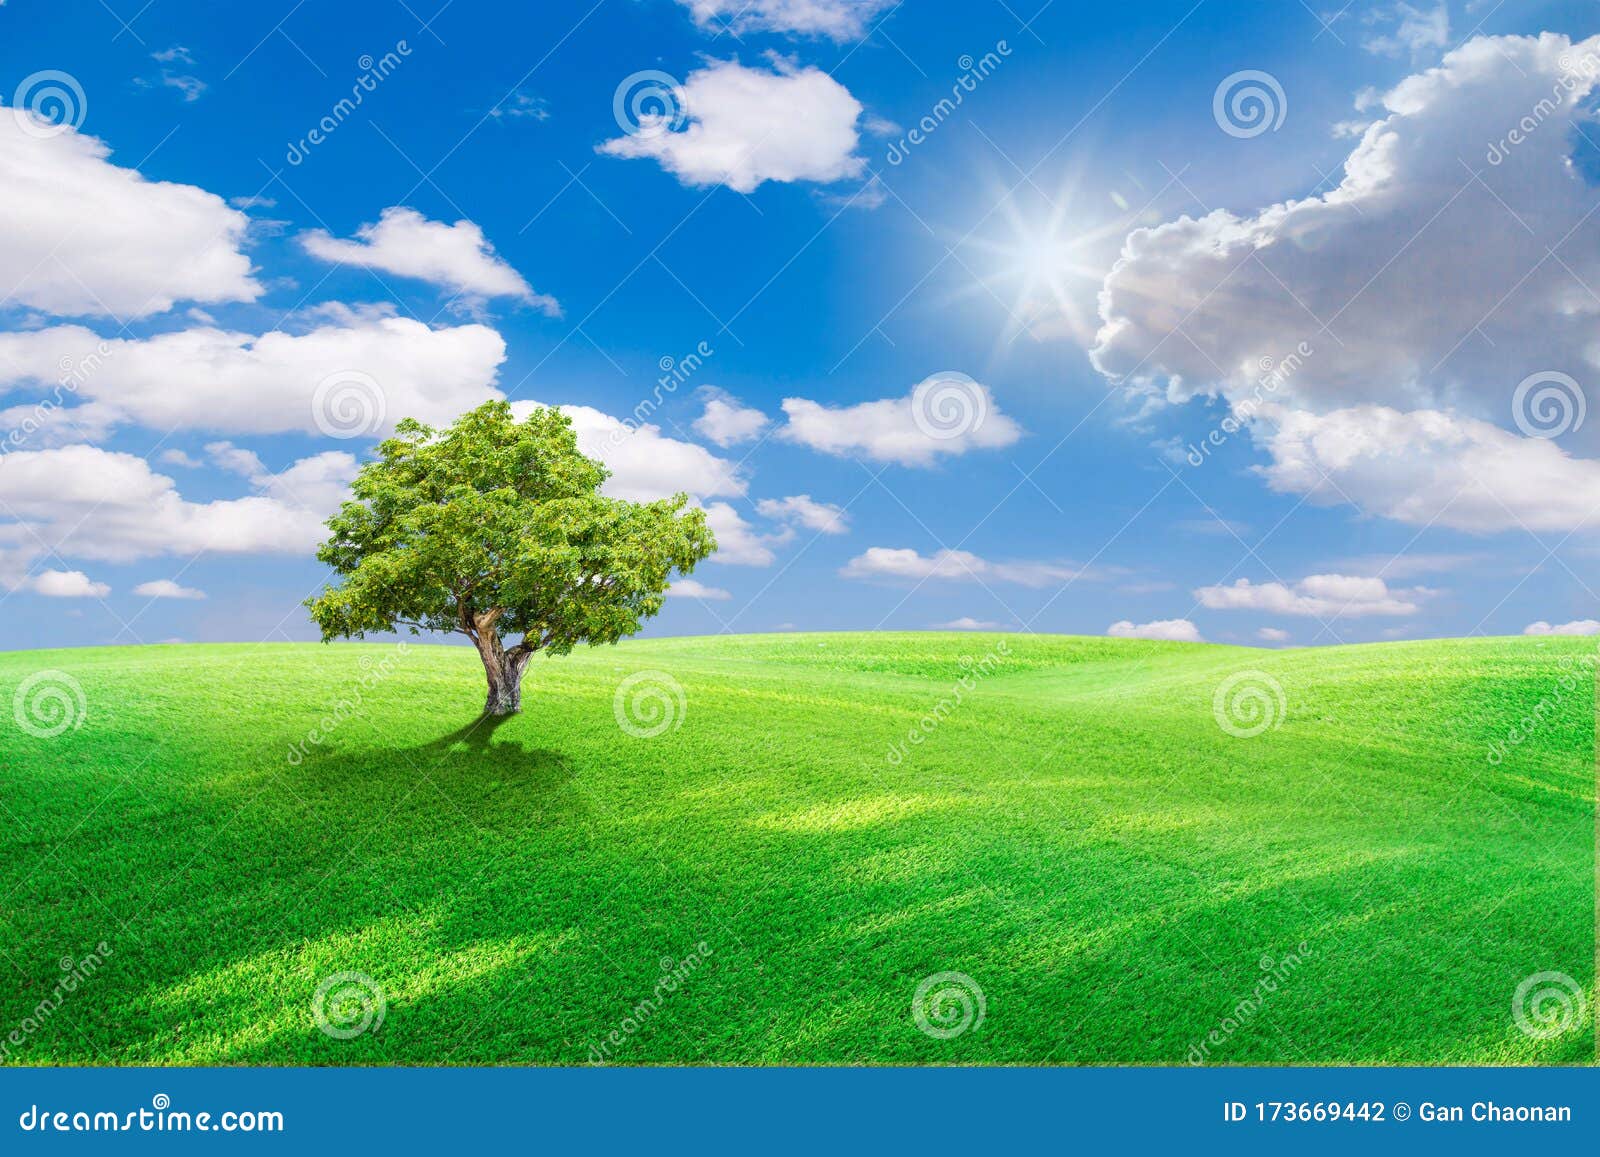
[306,400,716,714]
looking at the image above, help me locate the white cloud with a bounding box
[1257,626,1292,643]
[133,578,206,600]
[1094,34,1600,425]
[1255,405,1600,533]
[26,569,110,598]
[779,376,1022,466]
[1363,2,1449,60]
[756,494,849,534]
[693,388,769,446]
[676,0,893,39]
[0,316,508,437]
[0,444,349,587]
[0,118,259,318]
[1108,618,1203,642]
[1523,619,1600,635]
[599,58,866,193]
[667,578,732,600]
[1195,573,1430,618]
[934,617,1004,630]
[301,207,557,313]
[517,403,746,503]
[840,547,1083,588]
[703,502,792,566]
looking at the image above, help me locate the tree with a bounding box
[306,401,716,715]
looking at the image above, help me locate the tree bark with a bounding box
[471,615,531,716]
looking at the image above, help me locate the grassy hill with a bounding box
[0,633,1592,1065]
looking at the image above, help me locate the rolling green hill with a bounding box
[0,633,1592,1064]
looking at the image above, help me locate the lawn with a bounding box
[0,632,1592,1065]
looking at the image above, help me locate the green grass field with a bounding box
[0,633,1593,1065]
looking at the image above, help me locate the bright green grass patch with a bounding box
[0,633,1592,1065]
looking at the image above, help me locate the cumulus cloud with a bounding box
[1523,619,1600,635]
[1194,574,1431,618]
[26,569,110,598]
[0,316,508,437]
[133,579,206,600]
[301,207,558,314]
[0,118,259,318]
[676,0,893,39]
[703,502,791,566]
[693,388,769,446]
[840,547,1083,588]
[599,58,867,193]
[755,494,848,534]
[779,376,1022,466]
[0,444,352,587]
[667,578,732,600]
[1255,405,1600,533]
[1107,618,1203,642]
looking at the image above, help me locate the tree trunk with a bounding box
[474,631,530,716]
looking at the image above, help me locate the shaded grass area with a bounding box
[0,633,1592,1064]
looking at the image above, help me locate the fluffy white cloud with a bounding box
[133,578,206,600]
[1255,405,1600,533]
[1108,618,1203,642]
[301,207,558,314]
[841,547,1083,588]
[693,388,769,447]
[0,117,259,318]
[703,502,792,566]
[933,617,1004,630]
[0,316,507,437]
[0,444,352,586]
[1257,626,1292,643]
[599,59,866,193]
[779,376,1022,466]
[1195,574,1430,618]
[1093,34,1600,426]
[513,403,746,503]
[666,578,731,600]
[755,494,848,534]
[1524,619,1600,635]
[676,0,892,39]
[26,569,110,598]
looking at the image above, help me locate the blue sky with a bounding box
[3,0,1600,651]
